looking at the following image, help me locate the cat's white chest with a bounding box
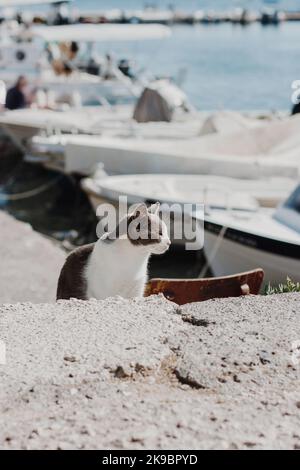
[85,241,149,300]
[86,269,147,300]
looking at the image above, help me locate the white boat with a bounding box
[0,105,134,145]
[0,23,171,105]
[0,0,65,17]
[0,0,68,8]
[81,173,296,211]
[197,183,300,284]
[1,105,298,182]
[82,172,268,248]
[19,113,300,178]
[0,78,196,143]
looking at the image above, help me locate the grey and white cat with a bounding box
[56,202,170,301]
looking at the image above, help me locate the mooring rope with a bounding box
[0,174,63,201]
[199,224,228,278]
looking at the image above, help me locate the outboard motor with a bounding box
[133,79,190,123]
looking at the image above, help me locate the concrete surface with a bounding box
[0,212,65,303]
[1,293,300,450]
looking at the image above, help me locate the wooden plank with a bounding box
[145,269,264,305]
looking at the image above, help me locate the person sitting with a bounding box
[5,76,28,110]
[291,101,300,115]
[104,54,115,80]
[118,59,135,79]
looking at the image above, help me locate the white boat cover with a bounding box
[32,24,172,43]
[195,113,300,156]
[0,0,60,6]
[199,110,264,136]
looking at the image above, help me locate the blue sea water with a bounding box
[27,1,300,110]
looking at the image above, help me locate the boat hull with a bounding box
[65,137,299,179]
[203,222,300,284]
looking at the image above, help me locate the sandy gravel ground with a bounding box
[0,212,65,303]
[1,293,300,450]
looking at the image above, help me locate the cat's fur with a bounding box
[56,202,170,301]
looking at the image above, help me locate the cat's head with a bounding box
[126,202,171,255]
[101,202,171,254]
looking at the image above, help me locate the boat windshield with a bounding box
[273,184,300,234]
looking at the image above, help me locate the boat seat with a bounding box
[145,269,264,305]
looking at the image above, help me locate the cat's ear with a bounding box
[129,203,148,219]
[148,202,160,215]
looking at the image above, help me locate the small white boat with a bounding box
[82,173,267,248]
[197,184,300,284]
[0,108,263,144]
[0,23,171,105]
[0,0,68,10]
[0,105,134,145]
[81,173,296,211]
[21,114,300,179]
[0,79,197,149]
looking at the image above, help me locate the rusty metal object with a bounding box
[145,269,264,305]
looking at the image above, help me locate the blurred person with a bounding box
[118,59,135,79]
[69,41,79,61]
[291,101,300,116]
[5,76,29,110]
[104,54,115,80]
